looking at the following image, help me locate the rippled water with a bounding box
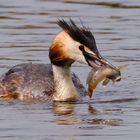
[0,0,140,140]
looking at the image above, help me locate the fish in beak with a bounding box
[57,19,121,81]
[79,45,121,82]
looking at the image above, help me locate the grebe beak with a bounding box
[79,45,121,81]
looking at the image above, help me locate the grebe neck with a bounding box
[52,65,79,101]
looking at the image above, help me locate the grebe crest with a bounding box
[0,19,121,101]
[49,19,120,101]
[49,19,101,101]
[49,19,100,67]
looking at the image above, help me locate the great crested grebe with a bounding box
[0,19,120,101]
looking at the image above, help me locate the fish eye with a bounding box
[79,45,84,51]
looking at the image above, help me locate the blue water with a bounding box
[0,0,140,140]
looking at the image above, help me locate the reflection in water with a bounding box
[86,118,123,126]
[52,102,78,125]
[53,102,76,116]
[88,104,99,115]
[52,102,123,126]
[88,104,123,126]
[53,102,100,116]
[0,0,140,139]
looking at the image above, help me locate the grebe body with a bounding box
[0,19,120,101]
[0,63,86,101]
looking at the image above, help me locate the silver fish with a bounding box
[86,64,128,98]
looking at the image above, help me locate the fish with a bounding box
[86,64,128,98]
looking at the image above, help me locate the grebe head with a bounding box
[49,19,120,74]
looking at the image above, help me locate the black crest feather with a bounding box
[57,19,99,55]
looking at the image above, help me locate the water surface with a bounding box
[0,0,140,140]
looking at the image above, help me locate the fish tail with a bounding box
[87,87,95,98]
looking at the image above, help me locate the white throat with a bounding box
[52,65,79,101]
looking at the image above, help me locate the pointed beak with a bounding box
[80,46,121,81]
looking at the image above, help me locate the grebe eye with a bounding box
[79,45,84,51]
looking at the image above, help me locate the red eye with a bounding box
[79,45,84,51]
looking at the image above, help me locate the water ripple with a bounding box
[0,0,140,139]
[65,1,140,9]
